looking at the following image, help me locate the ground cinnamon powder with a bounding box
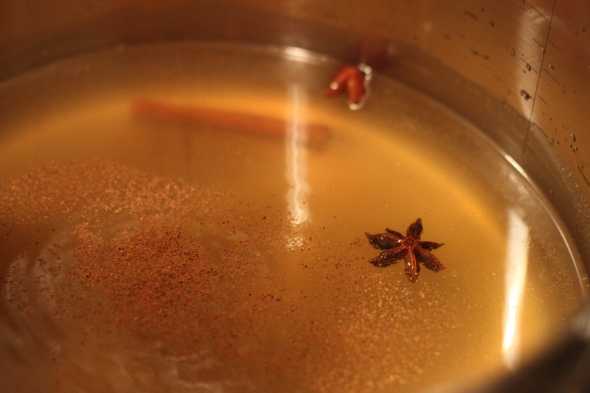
[1,159,454,393]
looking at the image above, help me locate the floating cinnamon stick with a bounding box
[131,99,331,148]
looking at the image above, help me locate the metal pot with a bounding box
[1,1,589,392]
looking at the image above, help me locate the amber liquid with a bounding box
[0,44,586,393]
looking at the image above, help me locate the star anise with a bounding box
[365,218,445,282]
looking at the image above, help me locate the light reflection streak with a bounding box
[281,46,319,64]
[285,85,310,250]
[502,209,530,369]
[514,5,550,119]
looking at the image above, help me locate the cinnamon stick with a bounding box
[131,99,331,148]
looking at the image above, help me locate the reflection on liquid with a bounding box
[502,209,530,369]
[285,85,310,250]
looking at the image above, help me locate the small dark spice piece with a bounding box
[366,218,445,282]
[326,64,372,110]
